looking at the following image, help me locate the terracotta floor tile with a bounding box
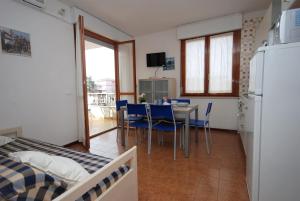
[218,180,249,201]
[68,129,249,201]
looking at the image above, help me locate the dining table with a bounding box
[119,104,199,158]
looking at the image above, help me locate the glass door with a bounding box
[84,36,117,136]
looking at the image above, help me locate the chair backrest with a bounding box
[205,102,213,117]
[116,100,128,111]
[127,104,148,116]
[149,105,174,122]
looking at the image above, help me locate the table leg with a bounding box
[195,108,199,143]
[184,114,190,158]
[121,109,125,146]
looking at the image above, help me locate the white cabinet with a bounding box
[138,78,176,103]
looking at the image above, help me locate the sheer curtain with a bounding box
[185,38,205,93]
[119,43,134,94]
[118,42,136,103]
[209,33,233,93]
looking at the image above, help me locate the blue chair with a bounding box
[149,105,183,160]
[126,104,150,148]
[116,100,144,142]
[189,102,213,154]
[116,100,128,112]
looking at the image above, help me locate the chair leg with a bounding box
[174,129,177,160]
[179,128,182,149]
[180,127,184,149]
[116,125,119,143]
[126,123,129,149]
[148,128,152,155]
[157,131,160,145]
[195,127,199,143]
[135,128,138,145]
[208,123,212,145]
[204,126,210,154]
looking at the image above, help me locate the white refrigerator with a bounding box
[245,42,300,201]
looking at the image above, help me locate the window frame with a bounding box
[181,30,241,97]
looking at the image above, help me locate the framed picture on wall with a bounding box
[0,26,31,57]
[163,57,175,71]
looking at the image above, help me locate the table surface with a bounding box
[172,105,198,113]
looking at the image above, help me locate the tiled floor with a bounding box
[89,116,117,136]
[68,128,249,201]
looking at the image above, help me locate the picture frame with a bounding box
[163,57,175,71]
[0,26,31,57]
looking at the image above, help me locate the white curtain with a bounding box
[118,43,134,93]
[209,33,233,93]
[185,38,205,93]
[74,17,86,144]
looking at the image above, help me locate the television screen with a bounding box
[146,52,166,67]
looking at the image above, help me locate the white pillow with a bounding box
[9,151,89,186]
[9,151,52,170]
[48,155,90,185]
[0,136,15,146]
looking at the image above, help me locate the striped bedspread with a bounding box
[0,137,129,201]
[0,155,67,201]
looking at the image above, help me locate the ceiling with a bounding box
[61,0,271,36]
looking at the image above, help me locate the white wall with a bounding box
[72,8,132,42]
[135,29,239,130]
[0,0,133,145]
[177,14,242,39]
[0,0,77,145]
[255,3,272,49]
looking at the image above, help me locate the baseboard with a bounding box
[90,127,117,139]
[209,128,238,133]
[63,140,79,147]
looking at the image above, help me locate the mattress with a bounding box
[0,137,129,201]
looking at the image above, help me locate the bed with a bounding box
[0,127,138,201]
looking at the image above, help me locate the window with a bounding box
[185,38,205,93]
[181,31,240,97]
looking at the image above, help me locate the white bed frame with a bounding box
[0,127,138,201]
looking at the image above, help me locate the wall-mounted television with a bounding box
[146,52,166,67]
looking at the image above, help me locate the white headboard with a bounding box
[0,127,22,137]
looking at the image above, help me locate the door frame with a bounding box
[79,21,136,146]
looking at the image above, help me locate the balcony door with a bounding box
[78,17,136,147]
[84,35,117,137]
